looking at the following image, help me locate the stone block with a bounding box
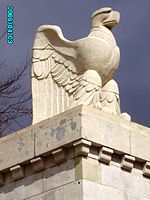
[0,181,16,200]
[30,157,45,172]
[0,128,34,171]
[52,148,67,164]
[82,179,141,200]
[100,164,150,199]
[81,107,130,154]
[15,172,43,200]
[42,159,75,191]
[98,146,113,164]
[26,187,64,200]
[0,172,42,200]
[73,139,91,157]
[143,162,150,177]
[75,157,100,183]
[10,165,24,181]
[121,155,135,171]
[130,124,150,161]
[64,180,82,200]
[35,110,81,156]
[0,105,150,200]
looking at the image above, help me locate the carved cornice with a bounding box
[0,105,149,187]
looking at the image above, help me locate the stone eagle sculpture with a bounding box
[32,7,129,124]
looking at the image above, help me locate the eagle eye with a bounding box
[101,10,112,14]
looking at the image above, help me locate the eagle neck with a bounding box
[89,25,117,47]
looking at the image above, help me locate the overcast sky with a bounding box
[0,0,150,130]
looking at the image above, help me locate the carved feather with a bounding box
[32,25,80,123]
[32,8,122,124]
[32,25,102,124]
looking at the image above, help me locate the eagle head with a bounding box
[91,7,120,30]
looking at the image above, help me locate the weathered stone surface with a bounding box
[130,124,150,161]
[0,128,34,171]
[81,107,131,153]
[82,179,143,200]
[64,181,82,200]
[83,180,123,200]
[15,172,43,200]
[0,172,42,200]
[75,157,100,183]
[10,165,24,180]
[100,164,150,199]
[0,105,150,173]
[26,181,82,200]
[42,159,75,192]
[26,187,63,200]
[30,157,45,172]
[73,139,91,157]
[35,109,81,156]
[52,148,67,164]
[0,106,149,199]
[0,181,16,200]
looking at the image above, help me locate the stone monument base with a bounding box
[0,105,150,199]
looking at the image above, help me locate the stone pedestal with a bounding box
[0,105,150,200]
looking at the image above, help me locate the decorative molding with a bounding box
[10,165,24,180]
[30,157,45,172]
[0,143,149,187]
[52,148,67,164]
[73,139,91,157]
[143,162,150,177]
[98,147,113,164]
[121,155,135,171]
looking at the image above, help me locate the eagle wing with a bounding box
[32,25,102,124]
[32,25,83,124]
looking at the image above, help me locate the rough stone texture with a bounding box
[0,128,34,171]
[0,105,149,199]
[42,159,75,192]
[0,172,42,200]
[35,110,81,156]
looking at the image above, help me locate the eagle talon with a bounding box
[120,113,131,121]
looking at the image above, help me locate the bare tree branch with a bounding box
[0,59,32,136]
[0,31,32,136]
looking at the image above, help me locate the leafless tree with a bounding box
[0,32,32,136]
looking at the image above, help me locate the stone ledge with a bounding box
[0,105,149,186]
[0,140,149,188]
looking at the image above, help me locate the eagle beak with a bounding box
[103,11,120,30]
